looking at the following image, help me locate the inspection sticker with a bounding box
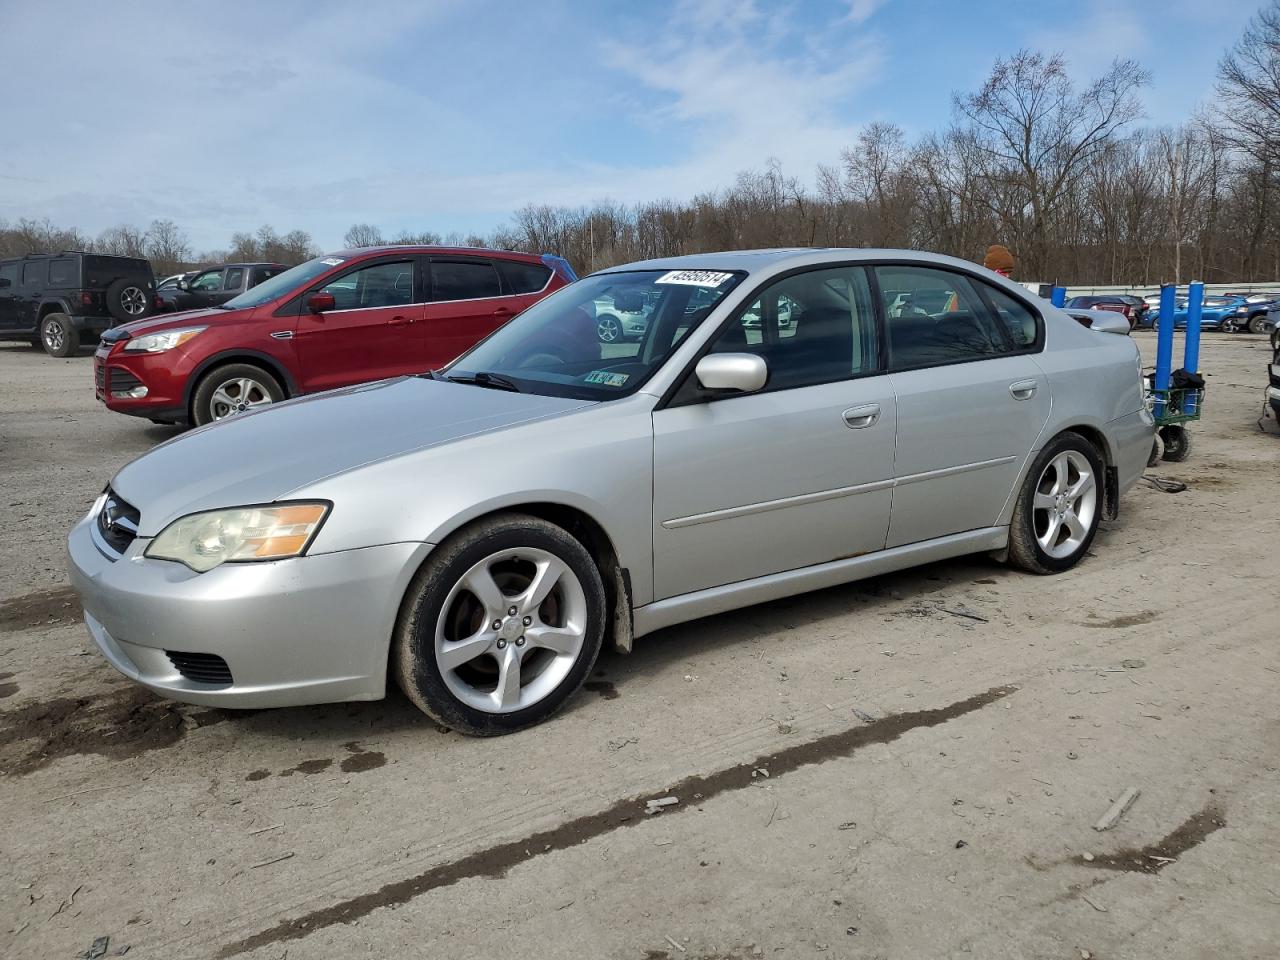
[655,269,733,287]
[584,370,630,387]
[320,257,345,266]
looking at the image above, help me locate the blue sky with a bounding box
[0,0,1263,252]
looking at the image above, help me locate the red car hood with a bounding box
[114,306,250,338]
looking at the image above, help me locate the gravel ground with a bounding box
[1,333,1277,960]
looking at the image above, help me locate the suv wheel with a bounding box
[191,363,284,426]
[40,313,79,358]
[106,278,153,322]
[394,513,606,735]
[1221,317,1239,333]
[1007,432,1104,575]
[1248,313,1268,335]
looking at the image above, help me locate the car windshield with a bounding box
[445,268,743,400]
[220,256,346,310]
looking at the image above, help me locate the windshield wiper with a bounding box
[445,371,521,392]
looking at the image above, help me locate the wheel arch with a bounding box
[183,350,298,419]
[1044,423,1119,521]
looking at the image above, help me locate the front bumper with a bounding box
[94,344,189,418]
[67,507,432,708]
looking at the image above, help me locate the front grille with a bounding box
[107,368,143,394]
[94,359,106,395]
[166,651,234,686]
[96,489,140,555]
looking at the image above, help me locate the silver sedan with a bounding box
[68,249,1154,734]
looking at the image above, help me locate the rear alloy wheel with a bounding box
[191,363,283,426]
[394,513,606,735]
[40,313,79,357]
[106,278,153,322]
[1248,314,1268,335]
[597,315,621,343]
[1008,433,1103,575]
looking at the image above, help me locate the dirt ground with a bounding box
[1,333,1277,960]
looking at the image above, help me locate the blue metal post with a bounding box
[1182,282,1203,414]
[1050,286,1066,307]
[1155,283,1176,416]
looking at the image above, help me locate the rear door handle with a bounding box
[842,403,881,429]
[1009,379,1038,400]
[387,315,411,327]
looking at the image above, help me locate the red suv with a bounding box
[94,246,576,425]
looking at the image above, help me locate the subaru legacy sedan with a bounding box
[68,249,1153,735]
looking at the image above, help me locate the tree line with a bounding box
[6,4,1280,286]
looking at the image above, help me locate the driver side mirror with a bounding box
[307,292,336,314]
[694,353,768,394]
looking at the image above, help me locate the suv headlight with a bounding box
[123,326,207,353]
[145,502,330,572]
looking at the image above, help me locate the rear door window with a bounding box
[876,265,1013,370]
[498,260,552,295]
[23,262,46,286]
[431,260,502,302]
[249,266,281,287]
[223,267,245,291]
[977,283,1041,350]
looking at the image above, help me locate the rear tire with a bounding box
[1008,432,1104,575]
[40,313,79,357]
[1159,425,1192,462]
[1248,314,1268,335]
[190,363,284,426]
[106,278,153,322]
[393,513,606,736]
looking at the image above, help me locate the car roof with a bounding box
[329,245,545,262]
[596,247,1002,278]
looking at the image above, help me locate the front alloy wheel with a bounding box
[597,315,621,343]
[1221,317,1239,333]
[395,513,606,735]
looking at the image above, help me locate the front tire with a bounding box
[190,363,284,426]
[1248,314,1268,335]
[1220,317,1239,334]
[393,513,606,736]
[1008,433,1104,575]
[40,313,79,357]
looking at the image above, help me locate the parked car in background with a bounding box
[156,271,197,295]
[1220,292,1278,334]
[0,252,157,356]
[157,262,286,312]
[1144,295,1252,332]
[1065,308,1131,335]
[1065,295,1148,329]
[67,248,1152,734]
[93,246,575,425]
[593,289,656,342]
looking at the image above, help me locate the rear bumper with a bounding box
[67,507,433,708]
[1109,407,1155,496]
[69,313,114,334]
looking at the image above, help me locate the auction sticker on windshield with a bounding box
[320,257,345,266]
[584,370,630,387]
[655,270,734,287]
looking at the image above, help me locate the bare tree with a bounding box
[144,219,192,275]
[343,223,384,247]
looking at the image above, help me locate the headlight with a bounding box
[123,326,207,353]
[145,502,330,572]
[1235,307,1248,314]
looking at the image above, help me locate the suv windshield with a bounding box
[446,269,743,400]
[221,256,346,310]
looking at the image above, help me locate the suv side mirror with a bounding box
[307,292,336,313]
[694,353,768,394]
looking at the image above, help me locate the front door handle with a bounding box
[1009,379,1038,401]
[842,403,881,429]
[387,315,411,327]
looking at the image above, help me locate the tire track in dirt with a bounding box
[218,684,1018,958]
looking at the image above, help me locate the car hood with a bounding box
[111,307,247,339]
[111,377,596,535]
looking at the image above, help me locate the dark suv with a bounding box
[157,262,286,313]
[0,252,157,356]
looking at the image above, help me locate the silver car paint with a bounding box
[69,248,1152,709]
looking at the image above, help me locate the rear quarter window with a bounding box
[48,258,79,287]
[498,260,552,295]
